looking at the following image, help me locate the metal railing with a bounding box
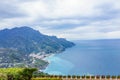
[32,75,120,80]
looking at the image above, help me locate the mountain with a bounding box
[0,26,75,69]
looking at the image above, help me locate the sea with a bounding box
[43,39,120,75]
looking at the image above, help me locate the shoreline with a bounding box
[38,53,54,71]
[35,45,75,72]
[40,53,56,71]
[29,53,55,71]
[32,46,75,71]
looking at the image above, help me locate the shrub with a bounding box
[0,68,37,80]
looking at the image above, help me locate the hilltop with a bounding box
[0,26,75,69]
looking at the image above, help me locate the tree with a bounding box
[19,68,37,80]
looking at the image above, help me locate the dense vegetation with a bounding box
[0,68,37,80]
[0,27,74,54]
[0,26,75,69]
[1,68,120,80]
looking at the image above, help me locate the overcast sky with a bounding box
[0,0,120,40]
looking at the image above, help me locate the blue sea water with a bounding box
[44,39,120,75]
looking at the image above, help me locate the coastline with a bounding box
[29,53,55,71]
[41,53,56,71]
[33,45,75,71]
[42,54,55,62]
[38,47,75,71]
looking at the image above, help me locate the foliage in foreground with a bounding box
[1,68,120,80]
[0,68,37,80]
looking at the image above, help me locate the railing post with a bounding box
[95,76,96,80]
[100,76,101,80]
[104,75,106,80]
[84,76,86,80]
[80,76,82,80]
[116,76,118,80]
[110,76,112,80]
[90,75,91,80]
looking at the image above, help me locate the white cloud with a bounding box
[18,0,120,19]
[0,0,120,40]
[19,0,102,19]
[106,31,120,39]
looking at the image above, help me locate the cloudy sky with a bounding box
[0,0,120,40]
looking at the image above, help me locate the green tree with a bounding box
[19,68,37,80]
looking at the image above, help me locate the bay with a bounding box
[44,39,120,75]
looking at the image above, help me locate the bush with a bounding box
[0,68,37,80]
[33,72,49,78]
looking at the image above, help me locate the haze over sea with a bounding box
[44,39,120,75]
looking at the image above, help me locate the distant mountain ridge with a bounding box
[0,26,74,53]
[0,26,75,68]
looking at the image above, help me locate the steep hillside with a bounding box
[0,26,75,69]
